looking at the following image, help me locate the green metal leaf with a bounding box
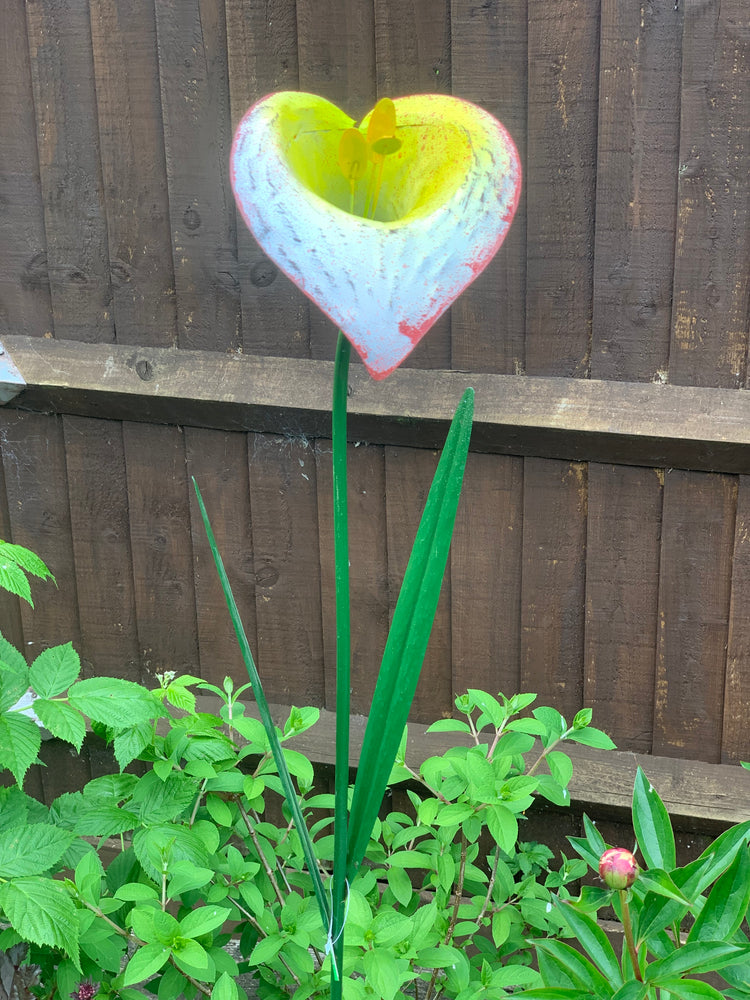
[192,479,329,929]
[632,766,675,871]
[346,388,474,878]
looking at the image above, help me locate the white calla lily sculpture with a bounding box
[231,91,521,379]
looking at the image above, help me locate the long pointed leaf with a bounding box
[346,388,474,878]
[192,480,329,927]
[633,766,675,871]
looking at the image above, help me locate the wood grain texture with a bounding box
[451,453,523,698]
[24,0,114,343]
[63,416,140,681]
[296,0,376,363]
[670,0,750,390]
[0,448,24,650]
[521,458,587,720]
[154,0,241,352]
[722,476,750,764]
[654,471,736,762]
[584,464,662,753]
[592,0,682,383]
[123,422,200,680]
[385,446,453,723]
[185,426,257,687]
[247,433,325,706]
[0,411,82,656]
[316,441,389,714]
[373,0,452,371]
[0,0,53,339]
[526,0,599,377]
[450,0,527,375]
[89,0,177,349]
[225,0,311,358]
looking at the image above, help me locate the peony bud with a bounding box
[599,847,638,890]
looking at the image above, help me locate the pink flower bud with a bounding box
[599,848,638,890]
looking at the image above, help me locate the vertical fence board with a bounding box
[654,471,736,762]
[450,0,527,375]
[123,423,200,681]
[373,0,452,371]
[385,446,452,723]
[154,0,240,353]
[0,449,24,649]
[525,0,599,377]
[64,417,140,681]
[89,0,177,349]
[584,465,662,752]
[0,0,53,339]
[316,442,389,714]
[670,0,750,390]
[24,0,114,343]
[521,458,586,719]
[296,0,376,363]
[724,477,750,763]
[591,0,682,383]
[0,412,81,656]
[452,453,523,698]
[247,434,325,706]
[225,0,311,359]
[185,427,257,688]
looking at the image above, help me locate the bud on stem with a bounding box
[599,847,638,890]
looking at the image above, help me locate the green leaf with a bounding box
[652,979,726,1000]
[68,677,160,727]
[29,643,81,698]
[0,877,80,967]
[0,642,29,712]
[121,942,171,986]
[211,972,239,1000]
[486,803,519,853]
[0,541,54,585]
[632,767,675,871]
[248,933,285,964]
[33,698,85,750]
[415,944,465,969]
[566,727,616,750]
[646,942,750,982]
[169,860,215,896]
[534,939,613,999]
[362,946,406,1000]
[386,866,413,907]
[346,388,474,880]
[0,823,75,877]
[686,845,750,943]
[0,712,41,785]
[547,750,574,788]
[113,721,154,770]
[637,868,689,904]
[180,906,232,939]
[165,683,196,713]
[557,901,623,986]
[424,718,472,734]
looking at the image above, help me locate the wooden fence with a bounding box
[1,0,750,838]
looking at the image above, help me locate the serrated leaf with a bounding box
[0,541,54,583]
[165,684,196,713]
[0,652,29,713]
[33,699,85,750]
[113,721,154,770]
[0,877,80,967]
[0,824,75,877]
[121,942,171,986]
[0,562,32,604]
[29,644,81,698]
[0,712,41,785]
[68,677,160,728]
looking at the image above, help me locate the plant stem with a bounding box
[619,889,642,982]
[331,331,352,999]
[235,795,287,907]
[425,833,468,1000]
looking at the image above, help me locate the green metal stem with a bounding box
[331,331,352,997]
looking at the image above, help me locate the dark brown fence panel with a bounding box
[0,1,53,339]
[451,0,527,375]
[584,464,663,753]
[724,476,750,764]
[591,1,681,384]
[451,453,524,698]
[225,0,310,358]
[155,0,241,353]
[185,426,257,687]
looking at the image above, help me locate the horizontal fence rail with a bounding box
[4,335,750,475]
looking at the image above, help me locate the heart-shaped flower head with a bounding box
[231,92,521,379]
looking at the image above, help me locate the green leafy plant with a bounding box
[518,766,750,1000]
[0,539,54,607]
[0,634,616,1000]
